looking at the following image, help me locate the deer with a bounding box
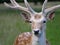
[4,0,60,45]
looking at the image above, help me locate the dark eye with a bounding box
[29,21,32,23]
[25,20,32,23]
[43,21,46,23]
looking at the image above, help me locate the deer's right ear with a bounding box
[21,12,31,22]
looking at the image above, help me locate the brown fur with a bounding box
[34,15,42,19]
[14,32,32,45]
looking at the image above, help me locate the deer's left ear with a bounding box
[21,12,31,22]
[46,11,55,20]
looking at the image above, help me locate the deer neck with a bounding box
[38,30,46,45]
[31,29,46,45]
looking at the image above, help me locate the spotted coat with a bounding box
[13,32,50,45]
[14,32,32,45]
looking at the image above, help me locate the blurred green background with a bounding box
[0,0,60,45]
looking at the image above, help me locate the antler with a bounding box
[42,0,60,15]
[42,0,48,13]
[24,0,36,14]
[4,0,36,14]
[45,5,60,14]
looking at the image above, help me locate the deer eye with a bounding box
[43,21,46,23]
[25,20,32,23]
[29,21,32,23]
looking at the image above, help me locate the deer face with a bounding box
[29,13,46,35]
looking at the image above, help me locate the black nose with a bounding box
[34,30,39,35]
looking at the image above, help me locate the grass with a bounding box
[0,3,60,45]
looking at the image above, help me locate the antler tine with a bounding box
[10,0,15,6]
[4,2,15,8]
[4,0,31,13]
[11,0,20,6]
[45,5,60,14]
[42,0,48,13]
[24,0,36,14]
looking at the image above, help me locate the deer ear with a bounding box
[47,11,55,20]
[21,12,31,22]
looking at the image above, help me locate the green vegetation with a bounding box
[0,3,60,45]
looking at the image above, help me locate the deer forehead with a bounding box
[34,14,42,19]
[30,14,46,22]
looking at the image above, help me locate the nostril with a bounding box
[34,30,39,35]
